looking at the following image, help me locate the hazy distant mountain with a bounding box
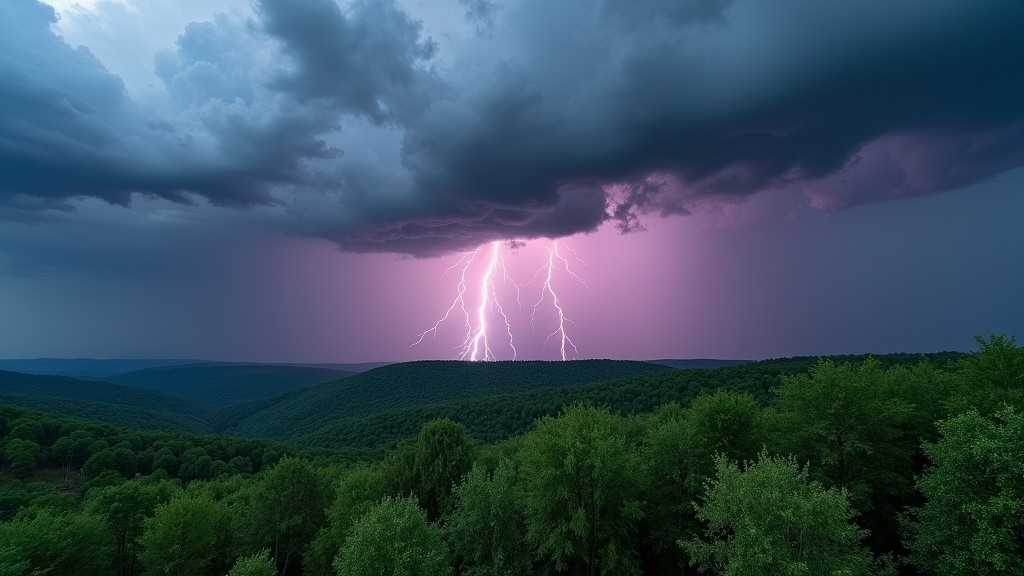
[0,358,204,380]
[103,364,355,407]
[647,359,751,369]
[0,358,391,380]
[281,362,393,372]
[0,370,213,432]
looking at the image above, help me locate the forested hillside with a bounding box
[0,337,1019,576]
[231,352,965,450]
[0,395,212,434]
[216,360,672,440]
[0,371,213,420]
[104,364,355,407]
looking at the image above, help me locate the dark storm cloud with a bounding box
[258,0,439,125]
[2,0,1023,256]
[0,0,433,213]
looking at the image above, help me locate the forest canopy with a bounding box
[0,336,1021,575]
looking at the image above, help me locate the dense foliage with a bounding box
[215,360,674,440]
[0,394,213,434]
[0,370,213,420]
[270,352,963,451]
[0,339,1016,576]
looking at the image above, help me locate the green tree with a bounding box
[682,450,877,576]
[139,494,229,576]
[411,418,476,520]
[334,496,452,576]
[684,391,762,474]
[641,393,762,574]
[305,467,386,576]
[905,407,1024,576]
[3,438,39,479]
[0,508,113,576]
[227,550,277,576]
[947,334,1024,416]
[446,459,530,576]
[82,448,119,481]
[179,447,213,481]
[0,480,31,521]
[235,457,330,575]
[519,402,643,576]
[769,359,914,511]
[86,480,180,576]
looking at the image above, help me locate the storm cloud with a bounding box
[2,0,1022,256]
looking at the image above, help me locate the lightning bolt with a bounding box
[414,241,518,361]
[411,247,478,351]
[414,239,587,361]
[531,240,584,360]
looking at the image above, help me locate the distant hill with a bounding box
[219,351,968,451]
[0,394,212,434]
[104,364,355,407]
[0,370,213,433]
[647,359,751,369]
[0,358,204,380]
[216,360,673,442]
[0,370,213,418]
[281,362,393,373]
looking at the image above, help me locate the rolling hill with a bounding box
[0,370,212,418]
[647,358,750,369]
[0,394,212,433]
[103,363,355,407]
[0,370,213,432]
[215,360,673,441]
[216,352,966,450]
[0,358,203,380]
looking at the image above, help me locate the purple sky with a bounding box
[1,0,1022,362]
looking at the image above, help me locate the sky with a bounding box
[1,0,1022,362]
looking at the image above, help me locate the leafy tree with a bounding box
[640,393,763,572]
[179,447,214,481]
[380,441,417,497]
[519,402,643,576]
[446,459,530,576]
[7,417,43,442]
[769,359,914,511]
[334,496,452,576]
[228,455,253,474]
[305,467,386,576]
[235,457,330,575]
[83,448,119,480]
[151,447,178,475]
[884,361,954,447]
[228,550,277,576]
[682,450,878,576]
[139,493,230,576]
[86,480,180,576]
[411,418,476,520]
[0,480,31,521]
[905,407,1024,576]
[947,334,1024,416]
[639,406,692,573]
[0,508,113,576]
[682,391,762,490]
[3,438,39,479]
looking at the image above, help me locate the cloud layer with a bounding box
[2,0,1022,255]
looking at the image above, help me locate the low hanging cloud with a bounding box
[1,0,1022,256]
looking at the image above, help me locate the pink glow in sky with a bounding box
[1,169,1023,362]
